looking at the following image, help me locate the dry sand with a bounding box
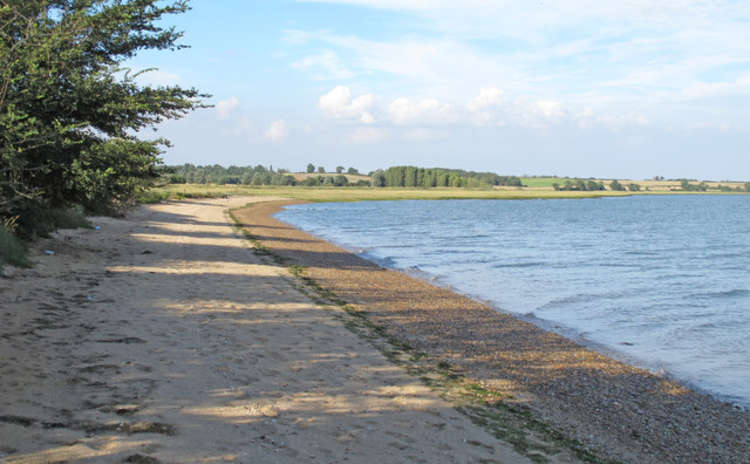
[1,197,543,464]
[232,200,750,464]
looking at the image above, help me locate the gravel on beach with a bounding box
[233,200,750,464]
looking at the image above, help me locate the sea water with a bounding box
[275,196,750,408]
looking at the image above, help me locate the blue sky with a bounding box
[129,0,750,179]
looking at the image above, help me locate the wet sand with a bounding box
[232,199,750,464]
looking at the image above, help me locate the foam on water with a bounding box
[276,195,750,408]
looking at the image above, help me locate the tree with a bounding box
[317,166,325,173]
[609,180,626,191]
[306,163,315,173]
[347,167,359,175]
[1,0,206,229]
[335,166,344,174]
[371,170,386,187]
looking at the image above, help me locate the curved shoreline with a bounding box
[233,199,750,464]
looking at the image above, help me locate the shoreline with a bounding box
[233,199,750,464]
[276,199,750,412]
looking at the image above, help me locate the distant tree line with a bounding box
[552,179,606,191]
[609,180,641,192]
[165,164,296,186]
[370,166,522,188]
[163,164,370,187]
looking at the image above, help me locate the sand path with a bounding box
[0,197,535,463]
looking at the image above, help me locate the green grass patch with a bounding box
[0,223,29,269]
[520,177,570,188]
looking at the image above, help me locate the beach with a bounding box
[0,197,547,464]
[1,197,748,463]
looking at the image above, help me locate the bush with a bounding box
[14,205,90,239]
[0,220,29,268]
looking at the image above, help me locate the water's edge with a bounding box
[275,198,750,410]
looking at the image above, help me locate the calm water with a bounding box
[276,196,750,408]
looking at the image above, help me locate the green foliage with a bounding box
[165,164,295,186]
[317,166,325,173]
[745,182,750,192]
[0,0,206,234]
[553,179,605,191]
[609,180,625,191]
[377,166,522,188]
[680,179,708,191]
[13,204,90,239]
[0,217,28,268]
[306,163,315,173]
[627,183,641,192]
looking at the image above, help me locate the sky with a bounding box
[127,0,750,179]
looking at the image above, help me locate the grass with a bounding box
[0,223,29,269]
[520,177,570,188]
[147,184,635,203]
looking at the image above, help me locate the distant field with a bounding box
[522,177,748,192]
[144,184,634,203]
[520,177,564,187]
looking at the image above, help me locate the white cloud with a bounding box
[388,97,455,125]
[291,50,355,79]
[536,100,565,120]
[467,87,503,111]
[265,120,289,141]
[216,97,240,120]
[319,86,376,124]
[291,1,750,130]
[349,127,389,144]
[467,87,505,126]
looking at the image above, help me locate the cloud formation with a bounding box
[265,120,289,141]
[216,97,240,120]
[291,50,354,79]
[290,1,750,130]
[318,86,591,130]
[319,86,376,124]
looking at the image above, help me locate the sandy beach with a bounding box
[2,196,749,463]
[1,197,547,464]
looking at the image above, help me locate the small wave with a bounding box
[688,289,750,300]
[492,261,546,269]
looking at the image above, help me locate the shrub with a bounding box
[0,219,29,268]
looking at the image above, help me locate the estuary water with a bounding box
[275,196,750,408]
